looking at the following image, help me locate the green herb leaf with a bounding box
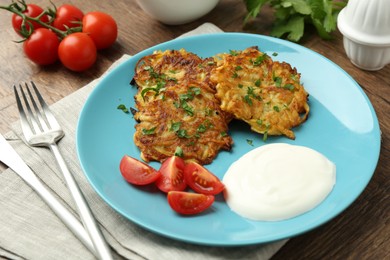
[229,50,239,56]
[251,53,268,66]
[174,146,184,157]
[243,0,347,42]
[177,129,190,138]
[271,15,305,42]
[170,122,182,132]
[283,84,295,91]
[255,79,261,87]
[197,124,207,133]
[117,104,129,113]
[142,127,156,135]
[243,0,269,23]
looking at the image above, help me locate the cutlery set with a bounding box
[0,82,112,259]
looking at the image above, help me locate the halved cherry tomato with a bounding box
[167,191,214,215]
[53,4,84,31]
[120,155,161,185]
[156,156,187,193]
[82,11,118,50]
[58,32,97,72]
[23,28,59,65]
[12,4,49,36]
[184,161,224,195]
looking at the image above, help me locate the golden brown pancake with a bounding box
[210,46,310,139]
[132,49,233,164]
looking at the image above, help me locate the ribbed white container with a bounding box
[337,0,390,71]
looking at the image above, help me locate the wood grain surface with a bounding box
[0,0,389,259]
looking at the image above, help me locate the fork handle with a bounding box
[49,143,113,260]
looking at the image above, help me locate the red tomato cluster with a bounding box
[11,3,118,71]
[119,155,225,215]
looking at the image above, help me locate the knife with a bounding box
[0,133,97,256]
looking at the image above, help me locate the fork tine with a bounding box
[30,81,61,130]
[18,83,44,134]
[25,82,50,132]
[13,85,34,138]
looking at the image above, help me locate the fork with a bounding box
[14,82,113,260]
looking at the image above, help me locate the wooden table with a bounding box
[0,0,388,259]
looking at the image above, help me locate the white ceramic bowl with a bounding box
[136,0,220,25]
[337,0,390,70]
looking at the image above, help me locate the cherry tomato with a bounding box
[119,155,161,185]
[23,28,59,65]
[58,32,97,72]
[167,191,214,215]
[12,4,49,36]
[53,4,84,31]
[82,11,118,50]
[156,156,187,193]
[184,161,225,195]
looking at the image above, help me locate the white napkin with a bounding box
[0,23,287,260]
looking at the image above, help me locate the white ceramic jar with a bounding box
[337,0,390,71]
[136,0,220,25]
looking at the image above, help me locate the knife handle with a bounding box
[10,164,97,256]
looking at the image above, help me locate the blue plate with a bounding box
[76,33,381,246]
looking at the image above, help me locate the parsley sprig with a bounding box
[243,0,348,42]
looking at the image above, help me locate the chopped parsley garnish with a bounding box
[255,79,261,87]
[117,104,129,113]
[235,65,243,71]
[273,106,280,112]
[196,120,212,134]
[205,108,213,116]
[181,101,194,116]
[274,76,282,87]
[141,87,163,100]
[170,122,182,132]
[144,66,159,79]
[244,94,253,106]
[177,129,190,138]
[283,84,295,91]
[176,87,201,116]
[246,139,254,146]
[174,146,184,157]
[197,124,207,133]
[169,122,190,139]
[140,66,177,100]
[142,127,156,135]
[229,50,239,56]
[251,53,268,66]
[179,87,201,101]
[243,87,262,106]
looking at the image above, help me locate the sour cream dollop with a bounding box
[223,143,336,221]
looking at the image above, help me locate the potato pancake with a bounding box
[132,49,233,164]
[210,46,310,139]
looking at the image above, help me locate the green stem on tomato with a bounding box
[0,0,81,39]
